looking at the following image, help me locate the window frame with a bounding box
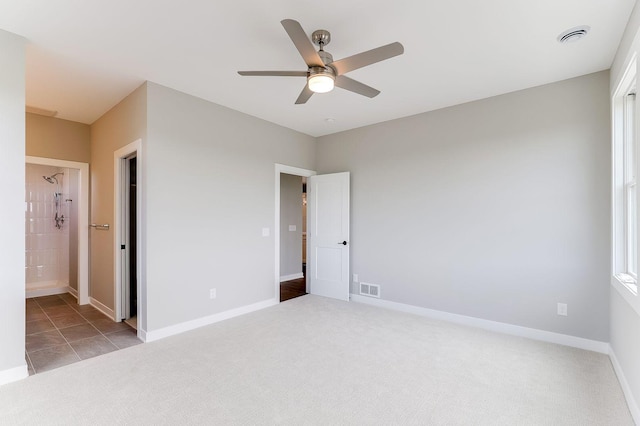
[624,91,637,280]
[613,56,638,296]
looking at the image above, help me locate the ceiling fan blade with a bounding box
[335,75,380,98]
[330,42,404,75]
[295,85,314,104]
[238,71,308,77]
[281,19,324,68]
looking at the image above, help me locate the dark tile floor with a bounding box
[26,294,142,375]
[280,278,307,302]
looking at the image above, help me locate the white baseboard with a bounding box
[137,328,148,343]
[350,294,609,354]
[90,297,115,320]
[0,364,28,386]
[26,285,71,299]
[609,346,640,424]
[67,287,78,299]
[280,273,304,282]
[145,298,278,342]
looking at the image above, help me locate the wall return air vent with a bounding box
[360,282,380,298]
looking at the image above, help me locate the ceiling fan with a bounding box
[238,19,404,104]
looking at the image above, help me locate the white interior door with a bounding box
[308,172,350,301]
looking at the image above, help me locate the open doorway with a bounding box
[279,174,306,302]
[24,156,90,305]
[114,139,142,337]
[274,164,316,302]
[123,155,137,328]
[275,164,350,303]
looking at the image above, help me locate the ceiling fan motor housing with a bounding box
[309,66,335,79]
[312,29,331,48]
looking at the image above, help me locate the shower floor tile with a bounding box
[25,293,140,375]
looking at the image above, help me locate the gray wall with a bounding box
[0,29,26,378]
[26,113,90,163]
[90,83,147,314]
[145,82,315,331]
[280,173,303,279]
[611,1,640,91]
[317,71,611,342]
[611,288,640,407]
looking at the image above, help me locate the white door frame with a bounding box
[274,164,316,302]
[114,139,142,335]
[25,156,90,305]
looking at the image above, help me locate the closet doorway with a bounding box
[114,139,142,336]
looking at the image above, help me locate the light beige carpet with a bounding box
[0,295,633,425]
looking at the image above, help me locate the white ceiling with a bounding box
[0,0,635,137]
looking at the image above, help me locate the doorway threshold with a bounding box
[124,316,137,330]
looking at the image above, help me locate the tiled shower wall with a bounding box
[25,164,70,289]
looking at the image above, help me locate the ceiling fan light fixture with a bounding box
[238,19,404,104]
[308,67,335,93]
[308,74,334,93]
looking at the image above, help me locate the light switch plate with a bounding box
[289,225,296,231]
[262,227,270,237]
[557,303,568,316]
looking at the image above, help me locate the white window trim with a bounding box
[612,55,640,315]
[624,90,637,280]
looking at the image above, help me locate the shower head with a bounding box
[43,172,63,184]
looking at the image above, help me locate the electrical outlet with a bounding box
[557,303,567,316]
[353,273,359,283]
[210,288,217,299]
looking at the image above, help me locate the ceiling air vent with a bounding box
[557,26,590,43]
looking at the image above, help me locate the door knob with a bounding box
[338,241,347,245]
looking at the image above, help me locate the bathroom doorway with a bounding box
[25,157,90,305]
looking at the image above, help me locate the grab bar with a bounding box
[90,223,110,230]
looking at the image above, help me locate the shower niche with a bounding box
[25,163,80,298]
